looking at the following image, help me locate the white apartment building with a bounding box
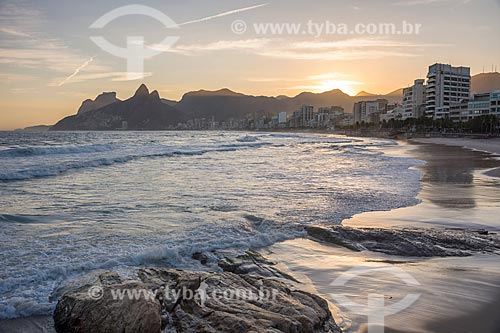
[425,63,471,119]
[403,79,426,118]
[278,112,287,124]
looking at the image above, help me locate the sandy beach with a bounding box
[266,139,500,333]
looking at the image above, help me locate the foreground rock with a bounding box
[307,225,500,257]
[53,272,162,332]
[54,268,341,333]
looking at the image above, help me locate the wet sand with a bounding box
[413,137,500,155]
[265,239,500,333]
[267,141,500,333]
[0,316,55,333]
[414,137,500,179]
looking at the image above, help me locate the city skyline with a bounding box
[1,0,500,129]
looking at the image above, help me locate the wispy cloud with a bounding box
[0,46,107,73]
[164,37,444,61]
[0,1,109,85]
[289,39,447,49]
[49,72,153,86]
[394,0,473,6]
[307,73,352,80]
[247,77,297,82]
[248,72,353,83]
[154,38,271,55]
[0,1,42,32]
[0,72,35,82]
[256,49,417,61]
[291,81,362,90]
[0,28,31,38]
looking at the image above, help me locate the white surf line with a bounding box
[58,56,94,87]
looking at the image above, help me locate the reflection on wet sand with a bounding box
[344,142,500,230]
[410,143,500,209]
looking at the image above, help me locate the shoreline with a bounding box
[267,139,500,333]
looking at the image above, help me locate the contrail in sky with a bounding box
[173,3,268,27]
[58,56,94,86]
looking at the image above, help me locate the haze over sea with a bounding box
[0,131,422,319]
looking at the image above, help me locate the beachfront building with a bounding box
[403,79,426,118]
[468,93,493,118]
[278,112,287,124]
[353,99,388,124]
[320,106,345,117]
[340,114,354,127]
[316,107,331,128]
[490,90,500,117]
[380,104,414,122]
[314,106,343,128]
[449,90,500,123]
[449,102,469,123]
[425,63,471,119]
[292,105,314,127]
[330,106,346,126]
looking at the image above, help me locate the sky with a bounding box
[0,0,499,130]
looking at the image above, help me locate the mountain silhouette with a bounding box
[471,72,500,94]
[51,84,413,131]
[52,84,186,130]
[77,92,120,115]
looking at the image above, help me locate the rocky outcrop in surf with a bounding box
[307,226,500,257]
[53,267,341,333]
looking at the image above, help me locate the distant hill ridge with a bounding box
[50,72,500,131]
[471,72,500,94]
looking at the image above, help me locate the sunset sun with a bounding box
[316,79,361,96]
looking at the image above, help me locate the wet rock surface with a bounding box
[215,250,300,282]
[53,266,341,333]
[53,272,162,333]
[307,225,500,257]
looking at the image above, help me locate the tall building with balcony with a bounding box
[425,63,471,119]
[402,79,426,118]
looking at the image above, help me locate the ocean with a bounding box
[0,131,423,319]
